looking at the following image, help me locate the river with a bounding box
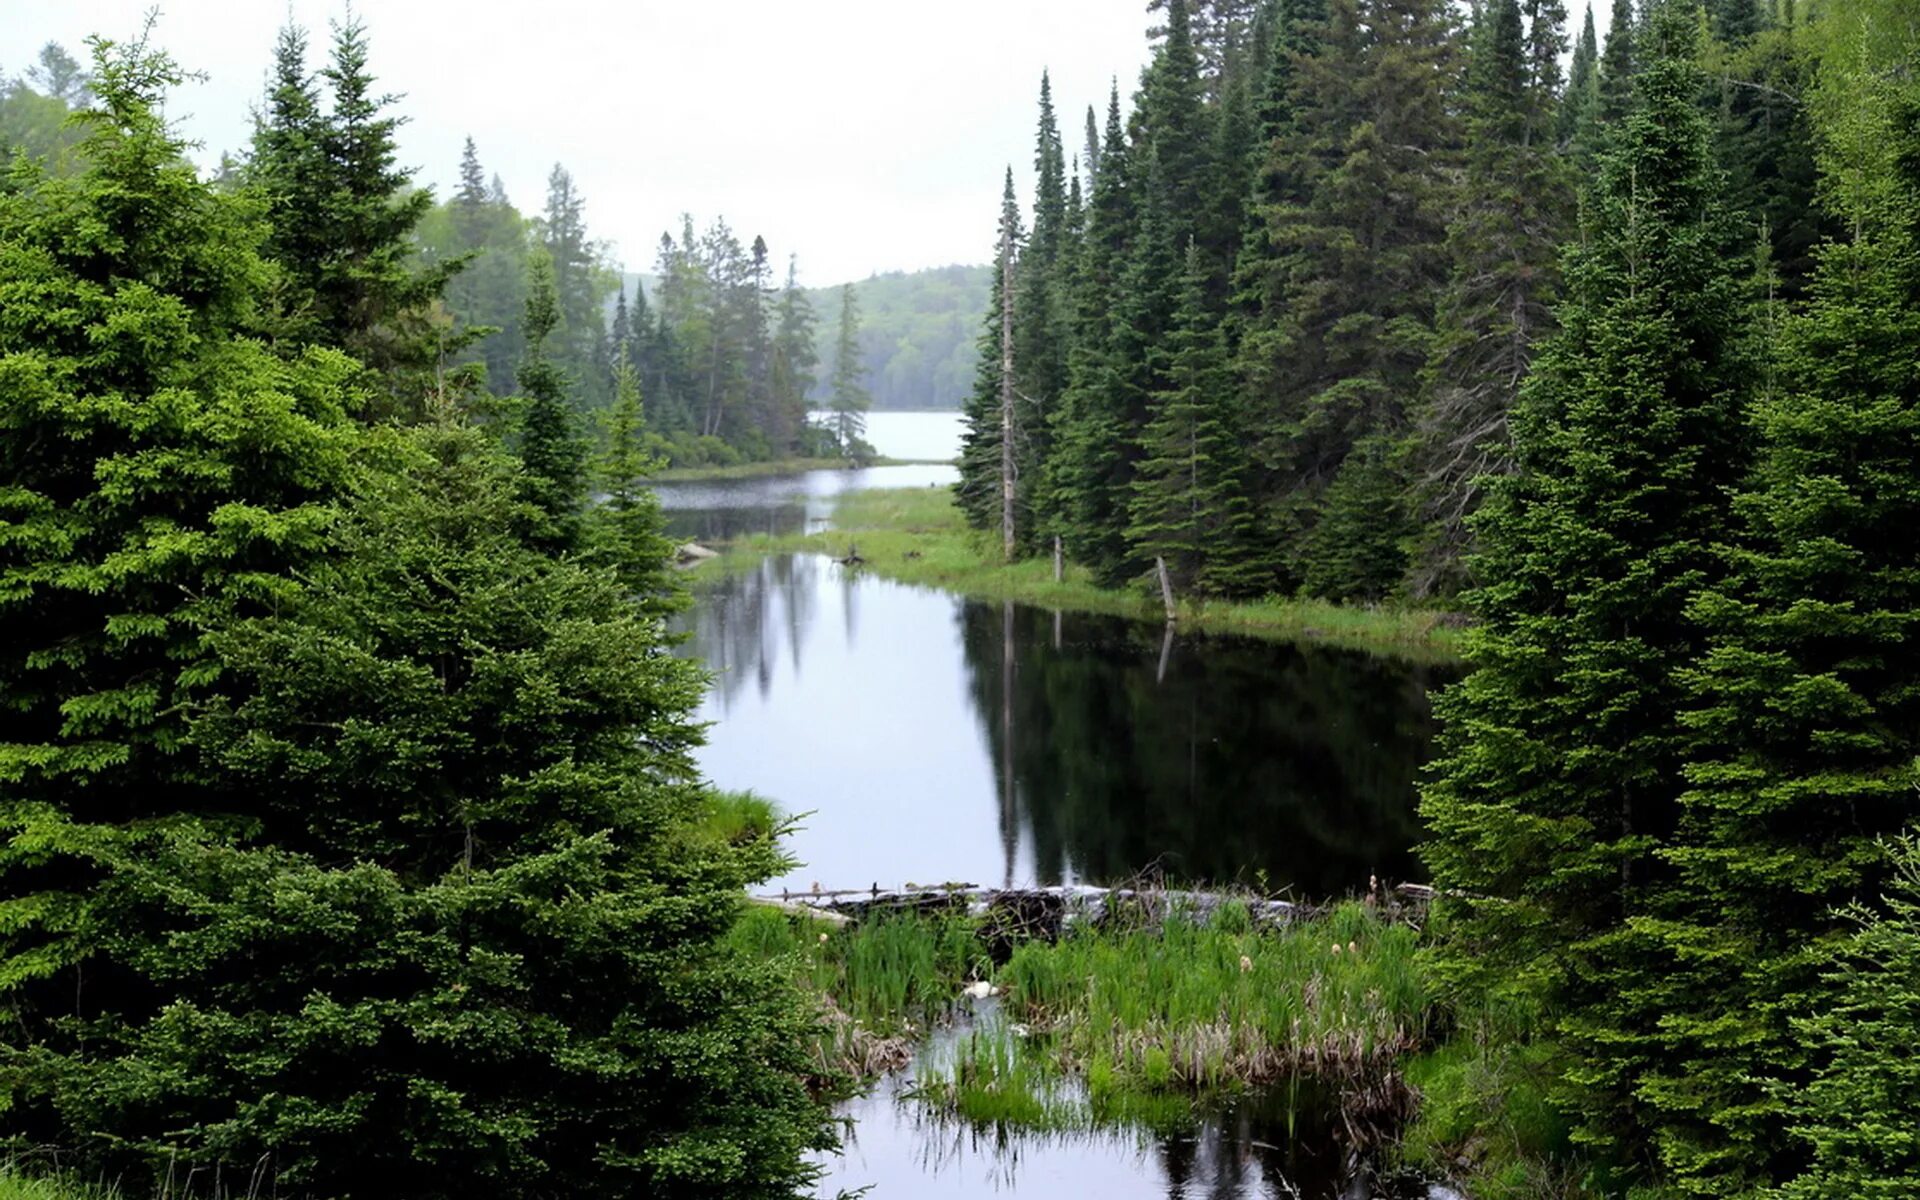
[651,412,1453,1200]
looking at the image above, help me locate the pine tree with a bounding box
[1046,88,1136,576]
[1559,4,1601,150]
[1420,0,1757,1168]
[958,172,1024,530]
[1010,71,1072,552]
[1597,0,1638,127]
[1414,0,1573,596]
[250,18,466,417]
[1242,0,1461,597]
[1645,14,1920,1189]
[1126,242,1270,597]
[828,283,870,459]
[593,351,685,619]
[541,165,610,410]
[514,250,587,554]
[770,256,820,457]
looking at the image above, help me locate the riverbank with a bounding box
[651,455,941,482]
[711,487,1468,662]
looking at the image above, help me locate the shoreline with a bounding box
[650,455,950,482]
[701,487,1467,663]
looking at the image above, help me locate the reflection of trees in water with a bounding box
[657,500,814,545]
[677,555,820,710]
[860,1077,1374,1198]
[958,603,1450,896]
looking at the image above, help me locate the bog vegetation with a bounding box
[3,0,1920,1197]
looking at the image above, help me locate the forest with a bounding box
[3,0,1920,1198]
[957,0,1920,1194]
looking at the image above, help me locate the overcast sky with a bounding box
[8,1,1166,286]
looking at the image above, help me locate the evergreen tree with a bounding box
[1646,12,1920,1189]
[514,250,587,554]
[1414,0,1572,596]
[828,283,870,458]
[0,31,353,1172]
[175,418,827,1197]
[593,352,685,619]
[1125,242,1270,597]
[1419,0,1756,1170]
[958,172,1024,530]
[250,18,465,417]
[541,165,611,410]
[1597,0,1638,127]
[1010,72,1072,552]
[1781,837,1920,1199]
[1559,4,1601,149]
[1241,0,1461,597]
[1047,88,1137,577]
[770,256,820,457]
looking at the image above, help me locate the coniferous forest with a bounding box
[5,1,1920,1198]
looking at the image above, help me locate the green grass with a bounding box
[735,897,1434,1135]
[713,487,1465,662]
[0,1166,120,1200]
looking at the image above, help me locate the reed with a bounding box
[0,1167,120,1200]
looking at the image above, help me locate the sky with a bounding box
[6,0,1164,287]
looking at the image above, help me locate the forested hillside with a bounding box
[803,265,989,410]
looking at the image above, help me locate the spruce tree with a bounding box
[250,19,465,417]
[1559,4,1600,150]
[541,165,610,410]
[770,256,819,457]
[514,250,587,554]
[1126,242,1270,598]
[1645,14,1920,1189]
[1597,0,1638,127]
[827,283,870,459]
[1046,88,1136,577]
[958,171,1024,530]
[1010,72,1071,552]
[1241,0,1460,597]
[1419,0,1756,1168]
[1414,0,1572,596]
[593,352,685,619]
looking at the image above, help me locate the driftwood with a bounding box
[756,880,1434,941]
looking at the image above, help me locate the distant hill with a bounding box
[804,265,989,411]
[614,263,989,412]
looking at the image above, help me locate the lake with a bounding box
[650,412,1454,1199]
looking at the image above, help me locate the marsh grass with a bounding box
[711,488,1464,662]
[0,1167,120,1200]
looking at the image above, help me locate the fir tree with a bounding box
[1419,0,1757,1168]
[770,256,820,457]
[514,250,587,554]
[1646,15,1920,1189]
[1414,0,1572,596]
[541,165,610,410]
[1010,71,1072,552]
[1559,4,1601,150]
[828,283,870,459]
[958,172,1024,531]
[1125,242,1270,598]
[593,351,685,619]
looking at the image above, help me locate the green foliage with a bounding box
[1419,0,1758,1175]
[512,249,588,554]
[826,283,871,459]
[800,268,990,412]
[590,352,684,618]
[1779,837,1920,1199]
[249,19,466,418]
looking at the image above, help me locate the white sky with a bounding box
[5,0,1160,287]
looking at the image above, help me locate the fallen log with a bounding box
[754,881,1433,938]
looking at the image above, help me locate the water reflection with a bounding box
[653,462,957,542]
[677,556,1449,897]
[815,1069,1418,1199]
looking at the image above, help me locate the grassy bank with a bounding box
[715,487,1466,661]
[731,897,1431,1128]
[651,456,934,482]
[0,1168,115,1200]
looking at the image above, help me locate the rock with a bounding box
[677,542,719,563]
[962,980,999,1000]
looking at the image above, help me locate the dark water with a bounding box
[677,555,1448,897]
[650,415,1456,1199]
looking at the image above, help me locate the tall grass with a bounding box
[712,487,1464,662]
[0,1167,120,1200]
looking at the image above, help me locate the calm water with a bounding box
[650,412,1453,1199]
[678,556,1444,897]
